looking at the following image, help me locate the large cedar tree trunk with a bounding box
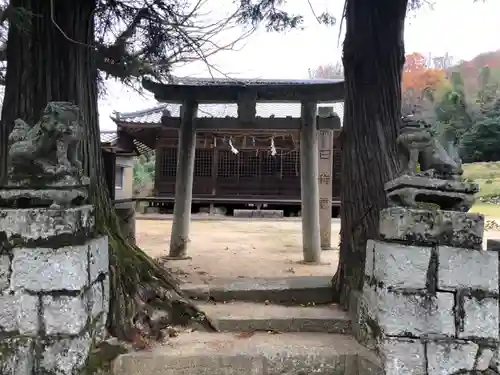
[0,0,213,341]
[333,0,407,307]
[1,0,98,181]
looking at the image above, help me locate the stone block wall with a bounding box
[0,205,109,375]
[356,207,499,374]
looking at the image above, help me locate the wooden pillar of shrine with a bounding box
[168,100,198,259]
[300,101,321,263]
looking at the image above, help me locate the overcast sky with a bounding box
[99,0,500,130]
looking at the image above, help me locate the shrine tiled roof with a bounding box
[99,131,152,155]
[112,102,344,124]
[100,130,118,143]
[172,76,343,86]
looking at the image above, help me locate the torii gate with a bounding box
[143,77,344,263]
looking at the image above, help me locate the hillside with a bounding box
[447,49,500,95]
[451,49,500,72]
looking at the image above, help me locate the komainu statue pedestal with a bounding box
[386,173,478,212]
[354,173,499,374]
[0,102,109,374]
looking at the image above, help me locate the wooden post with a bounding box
[168,100,198,259]
[318,130,334,250]
[300,101,321,263]
[102,150,116,200]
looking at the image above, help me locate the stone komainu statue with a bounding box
[397,115,463,180]
[7,102,84,185]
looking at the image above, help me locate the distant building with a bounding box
[100,131,138,202]
[100,130,139,242]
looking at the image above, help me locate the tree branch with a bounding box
[93,0,254,85]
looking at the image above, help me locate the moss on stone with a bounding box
[0,336,33,373]
[0,336,31,356]
[78,316,128,375]
[80,341,128,375]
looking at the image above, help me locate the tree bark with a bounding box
[1,0,99,182]
[0,0,214,341]
[333,0,407,307]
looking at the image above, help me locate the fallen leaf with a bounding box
[166,327,179,338]
[267,330,282,334]
[236,331,255,338]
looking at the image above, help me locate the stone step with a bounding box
[182,276,334,305]
[198,301,351,334]
[113,331,381,375]
[233,209,284,218]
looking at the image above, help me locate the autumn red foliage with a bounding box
[403,52,448,94]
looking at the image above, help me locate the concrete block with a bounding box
[198,301,351,334]
[233,209,284,218]
[11,245,89,292]
[89,236,109,282]
[364,240,375,279]
[114,354,265,375]
[426,341,478,375]
[17,294,40,335]
[385,175,478,194]
[379,207,484,249]
[263,352,346,374]
[352,287,378,350]
[487,239,500,251]
[375,289,455,337]
[0,254,10,291]
[102,275,110,317]
[460,296,499,340]
[182,276,334,305]
[0,293,39,335]
[0,338,34,375]
[438,246,498,293]
[0,206,94,246]
[88,280,108,339]
[143,206,159,214]
[476,348,495,371]
[491,348,500,373]
[112,331,377,375]
[373,241,431,289]
[0,294,18,332]
[357,355,384,375]
[86,280,108,341]
[378,338,426,375]
[41,334,91,375]
[43,295,88,335]
[87,282,104,319]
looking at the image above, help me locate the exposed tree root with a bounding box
[331,268,349,309]
[97,208,217,344]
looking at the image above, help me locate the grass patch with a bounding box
[463,161,500,180]
[470,203,500,218]
[463,162,500,199]
[471,178,500,198]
